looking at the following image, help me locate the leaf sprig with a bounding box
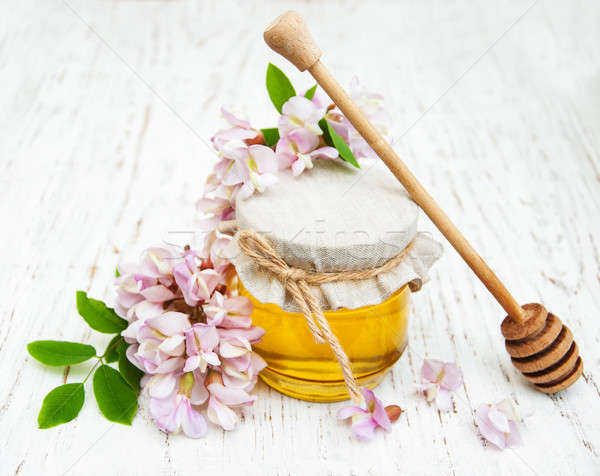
[263,63,359,168]
[28,291,139,429]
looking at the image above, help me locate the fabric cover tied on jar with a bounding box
[225,160,442,312]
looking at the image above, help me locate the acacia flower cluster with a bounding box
[115,246,266,438]
[198,76,392,227]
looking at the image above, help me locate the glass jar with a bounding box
[239,280,411,402]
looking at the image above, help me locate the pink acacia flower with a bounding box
[115,248,176,320]
[276,128,338,176]
[201,232,233,275]
[417,359,463,411]
[196,195,236,232]
[211,107,260,155]
[209,108,275,201]
[205,108,268,208]
[150,372,208,438]
[337,387,392,440]
[183,324,220,373]
[278,96,323,137]
[205,372,257,430]
[173,251,220,307]
[220,349,266,391]
[203,156,244,197]
[229,145,278,198]
[204,291,253,328]
[123,311,190,389]
[218,327,266,389]
[197,161,240,233]
[475,398,525,449]
[325,77,391,159]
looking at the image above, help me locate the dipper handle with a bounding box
[265,11,526,323]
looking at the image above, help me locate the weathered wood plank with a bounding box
[1,1,598,475]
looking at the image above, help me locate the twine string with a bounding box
[237,229,415,404]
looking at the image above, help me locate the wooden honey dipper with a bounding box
[263,11,583,393]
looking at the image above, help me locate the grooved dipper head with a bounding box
[502,303,583,393]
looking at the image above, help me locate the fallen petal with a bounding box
[422,359,444,384]
[475,404,507,449]
[435,388,453,412]
[440,362,463,391]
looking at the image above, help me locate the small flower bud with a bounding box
[205,370,223,387]
[244,131,265,146]
[385,405,403,423]
[178,372,195,397]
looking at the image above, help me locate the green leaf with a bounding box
[304,84,317,100]
[260,127,280,147]
[318,118,360,168]
[266,63,296,113]
[38,383,84,429]
[93,365,138,425]
[103,335,123,364]
[76,291,127,334]
[118,350,143,391]
[28,340,96,366]
[115,267,120,277]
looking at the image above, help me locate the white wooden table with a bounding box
[2,1,599,474]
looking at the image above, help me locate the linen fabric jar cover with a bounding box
[225,160,442,312]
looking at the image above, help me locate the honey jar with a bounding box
[226,160,441,402]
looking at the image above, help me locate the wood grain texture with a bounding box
[1,0,599,475]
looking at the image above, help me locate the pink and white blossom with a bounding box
[150,373,208,438]
[224,145,278,199]
[201,232,234,275]
[173,252,220,307]
[211,107,259,156]
[204,291,253,328]
[115,248,176,320]
[196,195,236,232]
[205,372,257,430]
[417,359,463,411]
[325,77,392,159]
[276,129,338,176]
[183,324,220,373]
[337,387,392,440]
[124,311,190,376]
[278,96,323,137]
[220,349,266,391]
[475,398,525,449]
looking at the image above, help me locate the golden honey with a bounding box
[239,280,410,402]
